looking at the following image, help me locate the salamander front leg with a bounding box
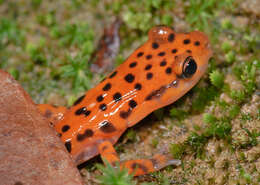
[98,141,181,176]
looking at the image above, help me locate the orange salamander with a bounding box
[38,26,212,176]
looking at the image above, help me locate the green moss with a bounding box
[97,161,135,185]
[209,70,224,89]
[60,54,93,93]
[240,128,260,148]
[186,132,208,158]
[230,90,245,103]
[191,86,219,112]
[170,143,185,159]
[0,18,25,49]
[233,59,258,97]
[203,113,217,124]
[170,108,188,121]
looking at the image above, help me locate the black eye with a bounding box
[182,56,197,78]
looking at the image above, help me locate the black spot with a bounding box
[129,100,137,109]
[137,52,144,57]
[58,133,62,137]
[77,129,94,141]
[194,41,200,46]
[145,64,152,70]
[99,103,107,111]
[135,83,142,90]
[65,141,71,153]
[152,42,159,49]
[84,110,91,116]
[103,83,111,91]
[120,109,132,119]
[160,60,167,66]
[62,125,70,132]
[183,39,190,44]
[109,71,117,78]
[75,107,91,117]
[158,52,165,56]
[131,163,148,173]
[146,72,153,80]
[186,49,192,53]
[168,33,175,42]
[96,95,104,102]
[99,121,117,133]
[73,95,85,106]
[129,62,137,68]
[75,107,87,115]
[124,73,135,83]
[171,49,178,53]
[113,92,122,102]
[145,86,167,101]
[146,55,152,60]
[165,67,172,74]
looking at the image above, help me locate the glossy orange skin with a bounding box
[39,26,212,175]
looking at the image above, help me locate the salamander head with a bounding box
[140,26,213,106]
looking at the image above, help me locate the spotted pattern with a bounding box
[99,104,107,111]
[168,33,175,42]
[48,26,212,173]
[171,49,177,53]
[160,60,167,66]
[183,39,190,44]
[75,107,91,116]
[77,129,94,141]
[137,52,144,57]
[124,73,135,83]
[97,95,104,102]
[109,71,117,78]
[62,125,70,132]
[103,83,111,91]
[145,64,152,70]
[146,55,152,60]
[65,141,72,153]
[120,109,131,119]
[194,41,200,46]
[73,95,85,106]
[152,42,159,49]
[129,62,137,68]
[146,73,153,80]
[135,83,142,90]
[129,100,137,109]
[99,121,117,133]
[165,67,172,74]
[158,52,165,56]
[113,92,122,102]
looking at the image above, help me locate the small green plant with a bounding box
[191,86,219,112]
[203,113,217,124]
[241,128,260,148]
[170,143,185,159]
[61,53,92,93]
[209,70,224,89]
[0,18,24,48]
[96,161,135,185]
[170,108,188,121]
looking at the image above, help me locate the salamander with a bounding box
[38,26,212,176]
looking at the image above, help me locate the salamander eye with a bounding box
[182,56,197,78]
